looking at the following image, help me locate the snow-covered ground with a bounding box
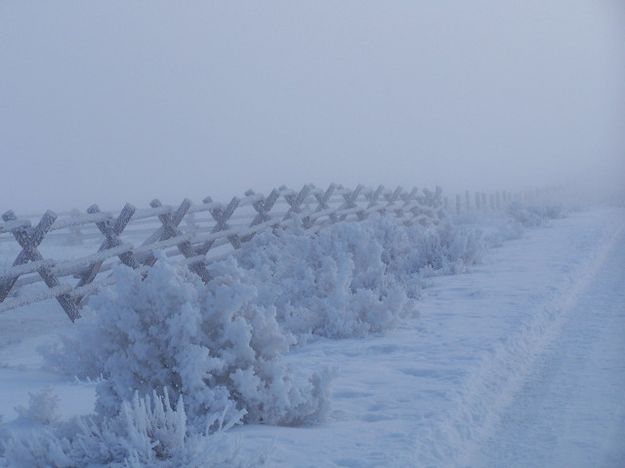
[472,212,625,468]
[1,206,624,467]
[230,207,625,467]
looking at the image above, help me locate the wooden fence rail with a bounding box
[0,183,450,321]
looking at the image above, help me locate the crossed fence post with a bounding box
[0,210,80,321]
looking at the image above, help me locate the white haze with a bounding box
[0,0,623,212]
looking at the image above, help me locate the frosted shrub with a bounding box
[38,214,486,466]
[47,258,329,430]
[197,258,331,425]
[2,390,260,467]
[388,221,484,278]
[507,201,565,227]
[234,216,485,340]
[15,387,60,426]
[236,219,412,339]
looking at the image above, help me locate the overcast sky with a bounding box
[1,1,624,212]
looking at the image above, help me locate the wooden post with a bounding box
[1,210,80,321]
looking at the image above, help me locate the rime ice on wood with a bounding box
[0,183,503,320]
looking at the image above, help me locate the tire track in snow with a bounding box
[412,218,625,468]
[474,222,625,468]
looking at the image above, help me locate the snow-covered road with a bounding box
[471,218,625,468]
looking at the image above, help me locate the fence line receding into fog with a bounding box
[0,184,529,321]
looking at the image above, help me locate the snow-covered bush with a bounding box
[387,221,484,278]
[2,390,263,467]
[507,201,565,227]
[37,214,485,466]
[235,219,410,339]
[49,215,484,393]
[14,387,60,426]
[234,216,484,341]
[453,199,568,247]
[47,257,329,430]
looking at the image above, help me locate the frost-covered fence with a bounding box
[0,184,445,321]
[446,188,558,216]
[448,190,518,215]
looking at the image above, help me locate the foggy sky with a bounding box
[1,1,624,212]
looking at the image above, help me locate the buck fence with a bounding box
[0,184,459,321]
[0,183,546,322]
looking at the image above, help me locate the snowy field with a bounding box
[0,205,624,467]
